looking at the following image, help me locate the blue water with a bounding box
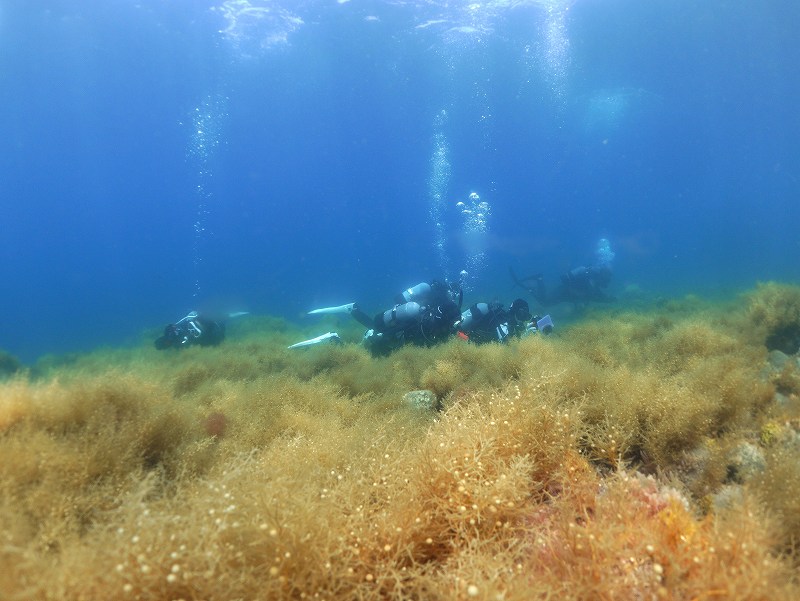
[1,0,798,363]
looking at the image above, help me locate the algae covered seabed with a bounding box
[3,283,800,600]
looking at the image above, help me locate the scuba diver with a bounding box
[511,238,616,308]
[154,310,248,350]
[299,280,463,356]
[456,298,554,344]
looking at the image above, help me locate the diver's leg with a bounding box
[351,306,375,329]
[533,277,549,306]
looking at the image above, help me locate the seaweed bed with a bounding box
[3,282,800,600]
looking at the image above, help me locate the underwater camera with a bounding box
[526,314,554,336]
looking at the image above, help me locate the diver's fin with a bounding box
[510,266,542,290]
[288,332,342,349]
[227,311,250,319]
[308,303,356,316]
[509,266,528,289]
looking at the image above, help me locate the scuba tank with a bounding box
[457,303,491,331]
[396,282,432,304]
[381,302,424,328]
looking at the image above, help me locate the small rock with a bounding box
[768,349,790,371]
[774,391,790,406]
[711,484,744,512]
[403,390,440,412]
[727,442,766,482]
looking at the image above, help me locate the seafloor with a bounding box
[2,282,800,600]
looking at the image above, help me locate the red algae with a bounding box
[204,411,228,438]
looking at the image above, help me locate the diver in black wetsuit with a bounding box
[304,280,463,356]
[456,298,531,344]
[456,298,554,344]
[154,311,226,350]
[352,280,463,356]
[511,238,616,308]
[515,264,614,307]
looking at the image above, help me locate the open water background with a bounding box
[1,0,798,362]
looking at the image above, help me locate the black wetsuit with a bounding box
[352,280,462,356]
[457,299,531,344]
[155,314,225,350]
[513,265,613,307]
